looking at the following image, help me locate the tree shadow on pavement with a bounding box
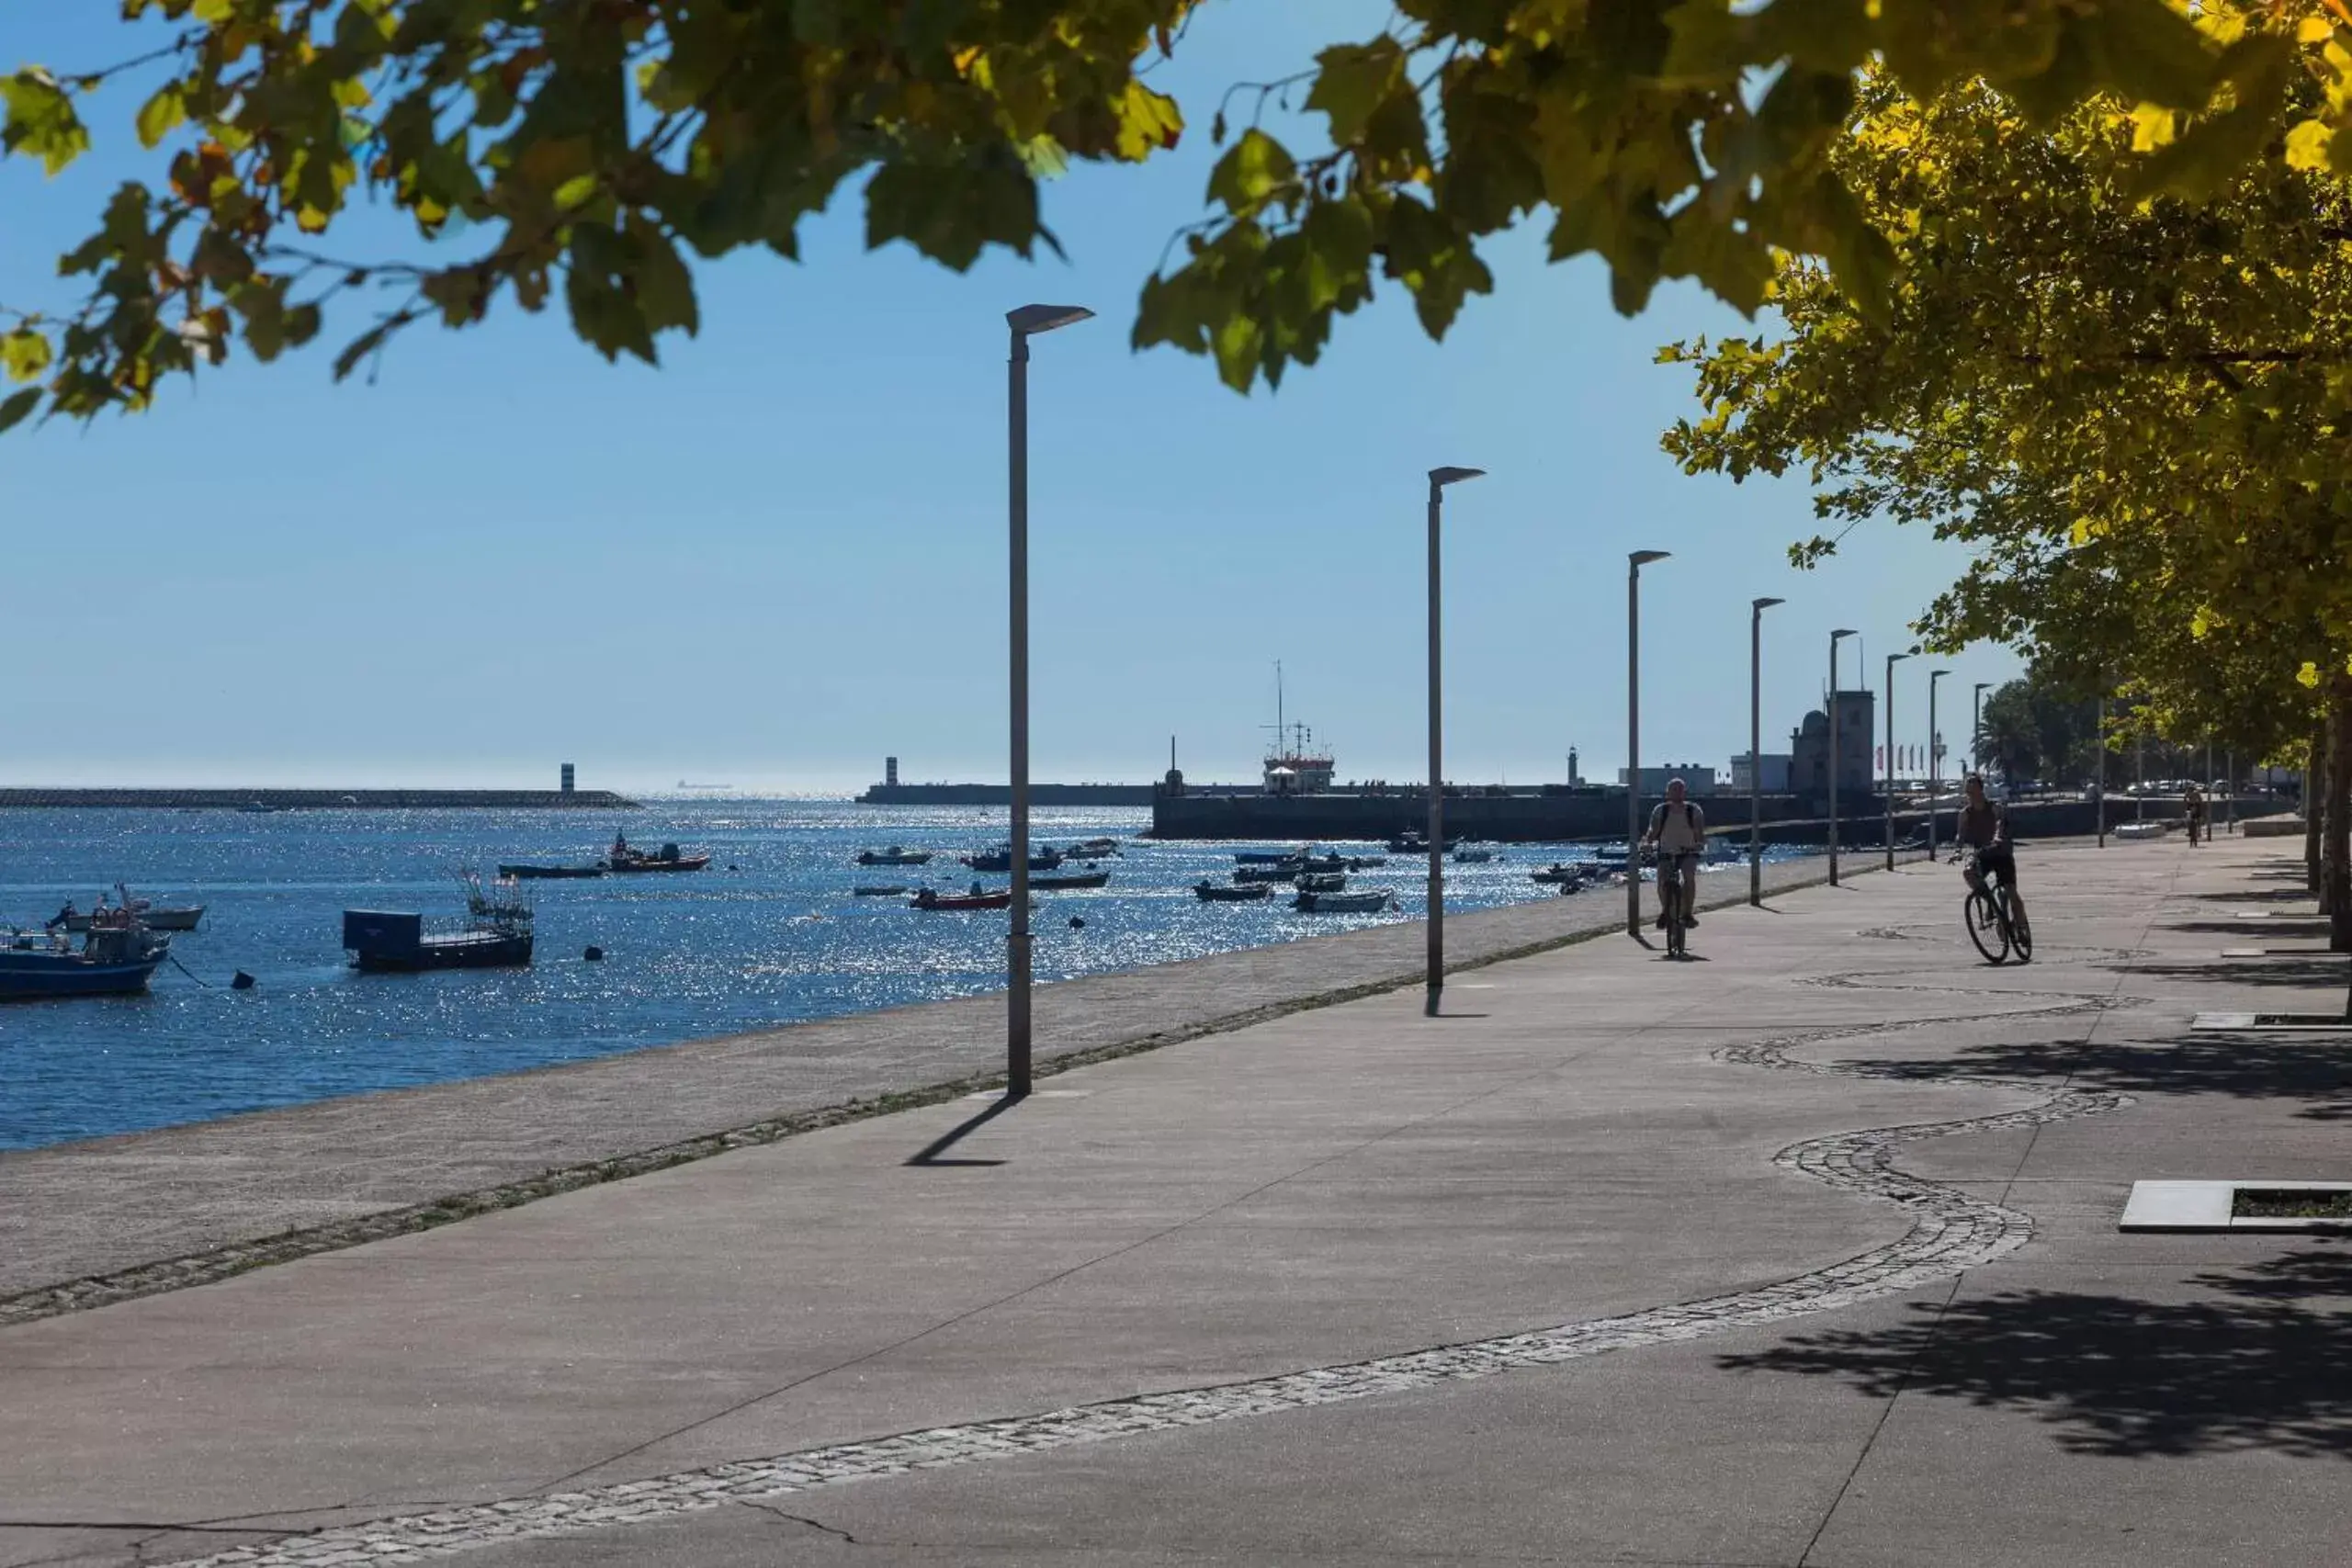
[2167,919,2335,935]
[1719,1244,2352,1459]
[2118,958,2350,988]
[2177,887,2322,904]
[1826,1033,2352,1112]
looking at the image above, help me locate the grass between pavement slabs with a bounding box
[0,859,1863,1329]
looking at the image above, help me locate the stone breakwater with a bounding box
[0,788,637,809]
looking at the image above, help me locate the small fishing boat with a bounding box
[1530,864,1587,885]
[48,897,205,933]
[1234,863,1301,884]
[1387,835,1460,855]
[852,885,909,897]
[1295,871,1348,892]
[856,846,933,866]
[1235,846,1315,864]
[1346,856,1389,869]
[1069,838,1120,858]
[605,835,710,873]
[1452,847,1496,863]
[1194,881,1273,902]
[1030,870,1111,890]
[499,863,606,880]
[963,844,1065,873]
[911,886,1014,911]
[343,874,533,972]
[1,893,170,999]
[1288,853,1350,873]
[1294,888,1395,913]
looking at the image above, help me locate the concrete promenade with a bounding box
[2,855,1844,1314]
[6,833,2350,1566]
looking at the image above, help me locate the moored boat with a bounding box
[911,886,1014,910]
[605,834,710,872]
[856,846,933,866]
[1452,847,1496,863]
[499,863,606,879]
[1387,835,1460,855]
[1069,838,1120,858]
[1295,871,1348,892]
[1,894,170,999]
[1236,846,1317,864]
[1030,870,1111,890]
[1234,863,1301,884]
[852,885,910,897]
[1530,864,1587,885]
[343,874,533,972]
[1293,888,1395,913]
[1194,881,1273,902]
[963,843,1064,873]
[48,897,204,933]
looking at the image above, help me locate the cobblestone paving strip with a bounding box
[169,976,2139,1568]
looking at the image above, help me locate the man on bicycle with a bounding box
[1955,773,2027,928]
[1643,776,1705,930]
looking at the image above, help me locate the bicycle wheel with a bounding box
[1964,890,2010,964]
[2006,897,2033,963]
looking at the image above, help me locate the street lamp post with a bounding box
[1972,682,1991,773]
[2227,748,2236,832]
[1425,466,1484,1009]
[1884,650,1912,870]
[1829,629,1858,884]
[1750,597,1784,906]
[1628,550,1671,935]
[2097,692,2108,848]
[1004,302,1092,1098]
[1928,669,1950,859]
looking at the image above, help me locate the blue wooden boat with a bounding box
[0,906,169,999]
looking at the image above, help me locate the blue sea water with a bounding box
[0,802,1811,1151]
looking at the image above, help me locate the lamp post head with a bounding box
[1007,303,1094,336]
[1752,596,1785,612]
[1428,467,1485,494]
[1930,667,1951,682]
[1887,650,1911,668]
[1630,549,1670,569]
[1974,681,1992,694]
[1831,627,1858,641]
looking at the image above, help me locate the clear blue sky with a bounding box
[1,2,2016,794]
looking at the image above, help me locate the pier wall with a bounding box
[1149,790,2267,844]
[856,784,1158,806]
[0,788,638,810]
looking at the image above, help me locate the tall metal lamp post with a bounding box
[1425,465,1484,1010]
[1627,549,1672,935]
[2097,691,2109,848]
[1828,629,1858,884]
[1749,596,1785,905]
[1883,649,1912,869]
[1003,302,1092,1097]
[1928,669,1950,858]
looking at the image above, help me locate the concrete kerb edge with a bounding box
[0,858,1875,1329]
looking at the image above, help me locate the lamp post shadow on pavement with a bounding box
[1003,301,1092,1101]
[1424,465,1484,1014]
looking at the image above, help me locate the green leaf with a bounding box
[1,328,51,383]
[2077,0,2219,109]
[134,83,185,149]
[1,70,91,175]
[0,386,40,434]
[1306,39,1407,146]
[1206,130,1297,214]
[1112,82,1183,162]
[624,216,698,336]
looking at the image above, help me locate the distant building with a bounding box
[1618,764,1719,796]
[1729,751,1792,793]
[1789,692,1876,797]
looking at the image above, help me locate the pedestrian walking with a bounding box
[2184,783,2206,847]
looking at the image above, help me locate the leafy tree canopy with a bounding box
[5,0,2349,436]
[1660,44,2352,767]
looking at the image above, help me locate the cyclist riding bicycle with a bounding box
[1954,773,2028,928]
[1643,776,1704,931]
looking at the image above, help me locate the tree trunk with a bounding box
[2307,721,2325,896]
[2328,683,2352,953]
